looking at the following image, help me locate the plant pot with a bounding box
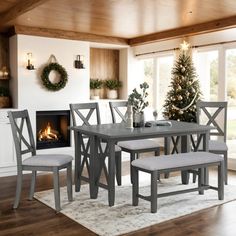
[90,89,100,100]
[107,90,118,99]
[133,112,145,128]
[0,96,10,108]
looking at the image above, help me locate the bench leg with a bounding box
[130,152,135,184]
[218,161,224,200]
[132,167,139,206]
[151,171,158,213]
[198,168,204,195]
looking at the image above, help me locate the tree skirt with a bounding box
[34,174,236,236]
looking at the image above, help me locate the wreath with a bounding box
[41,62,68,91]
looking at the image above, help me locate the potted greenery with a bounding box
[90,79,103,100]
[104,79,122,99]
[128,82,149,127]
[0,86,10,108]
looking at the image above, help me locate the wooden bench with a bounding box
[131,152,224,213]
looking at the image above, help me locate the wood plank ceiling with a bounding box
[0,0,236,45]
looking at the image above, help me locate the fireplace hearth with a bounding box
[36,110,70,150]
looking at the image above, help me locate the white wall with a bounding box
[12,35,90,110]
[8,35,91,160]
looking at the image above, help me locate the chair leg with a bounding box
[155,148,160,156]
[193,172,197,183]
[29,170,37,200]
[67,163,73,202]
[115,151,122,186]
[130,152,136,184]
[224,152,228,185]
[132,167,139,206]
[53,167,61,212]
[218,161,224,200]
[13,169,23,209]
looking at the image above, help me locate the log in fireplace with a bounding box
[36,110,70,150]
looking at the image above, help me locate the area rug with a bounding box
[34,174,236,236]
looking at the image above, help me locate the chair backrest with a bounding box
[8,110,36,166]
[196,101,228,142]
[109,101,128,124]
[69,102,101,126]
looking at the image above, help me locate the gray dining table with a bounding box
[71,120,212,206]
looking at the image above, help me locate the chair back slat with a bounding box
[70,102,101,126]
[109,101,128,124]
[196,101,227,142]
[8,110,36,166]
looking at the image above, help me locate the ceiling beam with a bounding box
[129,16,236,46]
[0,0,50,26]
[13,25,129,45]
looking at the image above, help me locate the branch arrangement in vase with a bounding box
[128,82,149,113]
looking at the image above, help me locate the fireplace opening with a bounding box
[36,110,70,150]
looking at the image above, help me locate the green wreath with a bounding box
[41,62,68,91]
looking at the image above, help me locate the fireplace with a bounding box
[36,110,70,150]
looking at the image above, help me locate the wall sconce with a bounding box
[0,66,9,79]
[26,52,35,70]
[74,55,85,69]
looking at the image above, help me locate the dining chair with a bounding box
[8,110,73,212]
[70,102,122,188]
[193,101,228,184]
[109,101,160,182]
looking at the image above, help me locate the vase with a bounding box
[133,112,145,128]
[90,89,100,100]
[107,90,118,99]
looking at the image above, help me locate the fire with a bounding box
[38,122,59,141]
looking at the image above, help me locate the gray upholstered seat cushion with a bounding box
[117,139,160,150]
[23,154,73,167]
[209,140,228,152]
[131,152,223,171]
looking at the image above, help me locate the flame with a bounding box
[38,122,58,141]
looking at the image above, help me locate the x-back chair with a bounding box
[109,101,160,182]
[70,102,122,190]
[8,110,73,212]
[194,101,228,184]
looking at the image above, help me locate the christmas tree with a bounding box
[163,47,201,122]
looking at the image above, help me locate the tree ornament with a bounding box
[178,95,183,100]
[181,67,185,73]
[179,110,184,115]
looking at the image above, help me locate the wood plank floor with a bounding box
[1,163,236,236]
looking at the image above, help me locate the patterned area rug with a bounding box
[35,174,236,236]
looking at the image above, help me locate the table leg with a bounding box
[89,135,99,199]
[108,140,116,206]
[164,137,170,178]
[203,132,210,185]
[74,132,82,192]
[181,135,190,184]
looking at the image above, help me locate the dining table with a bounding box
[71,120,212,206]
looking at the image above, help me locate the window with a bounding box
[140,54,174,119]
[193,50,219,101]
[226,48,236,159]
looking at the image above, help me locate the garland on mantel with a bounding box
[41,55,68,91]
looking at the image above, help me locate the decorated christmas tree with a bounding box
[163,45,201,122]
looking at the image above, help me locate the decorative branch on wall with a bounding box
[41,55,68,91]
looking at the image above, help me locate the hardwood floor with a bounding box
[1,163,236,236]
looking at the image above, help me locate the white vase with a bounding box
[90,89,100,100]
[107,90,118,99]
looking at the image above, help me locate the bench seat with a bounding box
[131,152,224,213]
